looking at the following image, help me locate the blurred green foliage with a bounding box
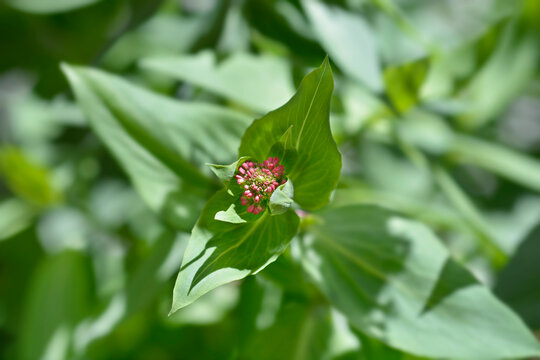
[1,0,540,359]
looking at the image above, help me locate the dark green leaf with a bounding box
[240,300,331,360]
[301,204,540,358]
[239,58,341,210]
[496,222,540,330]
[170,189,300,313]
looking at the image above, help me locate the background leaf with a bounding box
[6,0,102,14]
[302,0,383,92]
[496,222,540,330]
[63,64,251,230]
[18,251,92,360]
[301,204,540,358]
[140,51,295,113]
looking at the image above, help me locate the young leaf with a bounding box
[62,64,251,230]
[301,205,540,358]
[239,57,341,210]
[207,156,250,187]
[170,189,299,313]
[269,179,294,216]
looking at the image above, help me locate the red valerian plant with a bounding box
[235,157,286,214]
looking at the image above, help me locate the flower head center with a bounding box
[234,157,286,215]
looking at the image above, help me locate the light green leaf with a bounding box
[303,0,383,92]
[170,189,299,313]
[0,147,62,207]
[6,0,101,14]
[140,51,295,113]
[383,59,429,114]
[62,64,251,230]
[239,57,341,210]
[301,205,540,358]
[269,179,294,216]
[457,25,538,129]
[207,156,250,186]
[451,135,540,193]
[0,199,34,241]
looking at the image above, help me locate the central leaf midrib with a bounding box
[295,62,327,150]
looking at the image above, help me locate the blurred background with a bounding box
[0,0,539,359]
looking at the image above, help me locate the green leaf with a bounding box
[19,251,92,360]
[140,51,295,113]
[239,57,341,210]
[0,199,35,242]
[301,204,540,358]
[269,179,294,216]
[170,189,299,313]
[451,135,540,194]
[240,300,331,360]
[207,156,250,186]
[0,146,62,207]
[496,222,540,330]
[73,233,187,354]
[62,64,251,230]
[383,59,429,114]
[6,0,101,14]
[302,1,383,92]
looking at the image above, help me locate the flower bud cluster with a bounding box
[235,157,286,215]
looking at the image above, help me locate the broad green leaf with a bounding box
[239,58,341,210]
[19,251,92,360]
[303,1,383,92]
[140,51,295,113]
[62,64,251,230]
[496,222,540,330]
[6,0,101,14]
[170,189,299,313]
[301,205,540,358]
